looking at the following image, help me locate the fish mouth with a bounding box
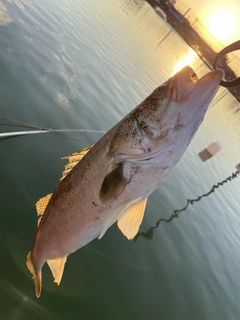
[173,66,224,102]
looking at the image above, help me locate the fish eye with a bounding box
[157,83,170,96]
[191,73,197,78]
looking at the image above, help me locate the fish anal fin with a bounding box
[47,256,67,285]
[60,145,93,181]
[117,198,148,240]
[26,251,42,298]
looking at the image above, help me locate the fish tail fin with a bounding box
[26,251,42,298]
[47,256,67,285]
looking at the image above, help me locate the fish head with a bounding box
[130,66,224,151]
[148,66,224,133]
[171,65,224,124]
[113,66,224,164]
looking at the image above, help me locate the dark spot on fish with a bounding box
[51,179,73,205]
[147,147,151,152]
[175,124,184,130]
[140,121,148,130]
[92,202,97,207]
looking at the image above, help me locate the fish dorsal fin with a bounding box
[36,193,52,226]
[60,145,93,181]
[47,256,67,285]
[35,145,93,224]
[36,194,52,217]
[117,197,148,240]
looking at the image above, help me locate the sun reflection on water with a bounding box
[172,49,198,75]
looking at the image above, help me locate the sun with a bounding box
[207,9,238,43]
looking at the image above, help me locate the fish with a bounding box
[27,66,224,297]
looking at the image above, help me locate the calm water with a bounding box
[0,0,240,319]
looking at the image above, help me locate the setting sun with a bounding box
[207,9,238,42]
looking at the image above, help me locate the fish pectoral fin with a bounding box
[36,193,52,226]
[117,197,148,240]
[60,145,93,181]
[26,252,42,298]
[47,256,67,285]
[99,163,132,203]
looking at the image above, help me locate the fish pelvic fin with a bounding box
[47,256,67,285]
[26,251,42,298]
[60,145,93,181]
[117,197,148,240]
[98,197,147,240]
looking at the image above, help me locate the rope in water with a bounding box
[135,171,239,240]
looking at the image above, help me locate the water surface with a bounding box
[0,0,240,319]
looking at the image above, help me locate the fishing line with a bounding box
[0,117,49,130]
[0,117,106,138]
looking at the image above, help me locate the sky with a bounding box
[177,0,240,47]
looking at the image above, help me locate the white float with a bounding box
[198,141,222,162]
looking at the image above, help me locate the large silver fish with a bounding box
[27,66,223,297]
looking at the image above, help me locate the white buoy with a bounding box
[236,163,240,172]
[206,141,221,156]
[198,141,222,162]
